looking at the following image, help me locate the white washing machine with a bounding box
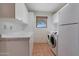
[48,32,58,55]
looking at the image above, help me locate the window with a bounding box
[36,16,47,28]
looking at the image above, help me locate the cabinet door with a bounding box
[0,40,7,56]
[59,3,79,24]
[6,38,29,56]
[15,3,28,24]
[0,3,15,18]
[58,24,79,56]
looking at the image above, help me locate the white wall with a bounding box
[47,12,59,34]
[0,19,26,34]
[33,12,53,43]
[24,12,35,32]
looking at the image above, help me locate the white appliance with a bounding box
[58,3,79,56]
[48,32,58,55]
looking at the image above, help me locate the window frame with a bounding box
[36,16,48,28]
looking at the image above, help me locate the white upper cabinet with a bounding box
[15,3,28,24]
[59,3,79,24]
[0,3,28,24]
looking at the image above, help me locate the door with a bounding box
[58,23,79,56]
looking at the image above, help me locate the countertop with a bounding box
[0,32,33,38]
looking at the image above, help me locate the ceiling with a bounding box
[26,3,66,13]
